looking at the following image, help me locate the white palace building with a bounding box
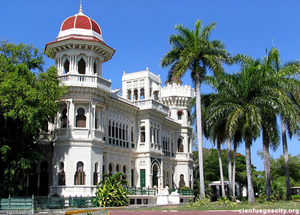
[35,5,194,198]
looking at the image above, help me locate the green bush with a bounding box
[187,196,210,207]
[291,195,300,200]
[96,172,129,207]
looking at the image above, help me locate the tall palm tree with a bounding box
[161,20,231,198]
[265,48,300,199]
[202,99,227,198]
[204,57,278,203]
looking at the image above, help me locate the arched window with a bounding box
[75,161,85,185]
[64,59,69,74]
[112,121,115,138]
[59,162,65,185]
[140,88,145,100]
[123,165,126,179]
[108,120,112,137]
[178,139,184,152]
[93,62,97,74]
[140,127,145,143]
[116,122,119,139]
[94,163,98,185]
[116,164,120,172]
[131,126,134,142]
[76,108,86,127]
[78,58,86,74]
[95,118,98,129]
[133,89,138,100]
[61,108,67,128]
[127,90,132,100]
[153,91,159,101]
[109,163,113,176]
[179,174,185,188]
[177,111,183,120]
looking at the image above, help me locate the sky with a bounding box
[1,0,300,171]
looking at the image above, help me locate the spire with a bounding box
[79,0,83,14]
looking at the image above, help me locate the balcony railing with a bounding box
[127,187,157,196]
[58,74,111,92]
[133,99,169,115]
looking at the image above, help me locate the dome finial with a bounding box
[79,0,83,14]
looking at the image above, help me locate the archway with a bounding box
[39,160,49,196]
[152,164,158,187]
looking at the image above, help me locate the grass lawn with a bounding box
[131,201,300,211]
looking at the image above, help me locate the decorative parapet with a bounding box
[58,74,111,92]
[133,99,169,115]
[161,84,195,98]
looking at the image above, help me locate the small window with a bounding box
[140,127,145,143]
[59,162,65,185]
[177,111,183,120]
[93,62,97,74]
[94,163,98,185]
[75,161,85,185]
[78,58,86,74]
[140,88,145,100]
[76,108,86,127]
[61,109,67,128]
[178,139,184,152]
[64,59,70,74]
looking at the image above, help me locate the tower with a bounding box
[45,5,114,196]
[161,77,195,189]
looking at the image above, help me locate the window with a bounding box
[93,62,97,74]
[140,127,145,143]
[64,59,69,74]
[59,162,65,185]
[134,89,138,100]
[78,58,86,74]
[61,109,67,128]
[123,165,127,179]
[140,88,145,100]
[95,118,98,129]
[109,120,112,137]
[76,108,86,127]
[179,174,185,188]
[131,126,134,142]
[94,163,98,185]
[177,111,183,120]
[178,139,184,152]
[127,90,132,100]
[75,161,85,185]
[109,163,113,176]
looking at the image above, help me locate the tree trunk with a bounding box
[281,115,291,200]
[232,143,237,197]
[262,127,272,201]
[227,139,233,197]
[245,139,255,203]
[217,142,225,197]
[196,81,205,198]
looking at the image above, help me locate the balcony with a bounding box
[133,99,169,115]
[55,128,104,141]
[58,74,111,92]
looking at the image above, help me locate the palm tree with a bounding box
[204,58,276,203]
[202,98,227,198]
[265,48,300,199]
[161,20,231,198]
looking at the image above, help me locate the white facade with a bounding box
[40,6,194,197]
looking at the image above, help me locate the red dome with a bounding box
[61,14,101,35]
[57,7,103,41]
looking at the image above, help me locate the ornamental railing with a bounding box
[127,187,157,196]
[169,189,194,196]
[0,195,34,212]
